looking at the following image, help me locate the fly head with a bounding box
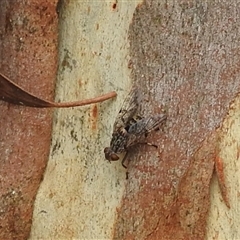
[104,147,119,161]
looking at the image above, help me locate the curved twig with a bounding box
[0,72,117,108]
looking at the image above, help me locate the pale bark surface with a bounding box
[30,1,140,239]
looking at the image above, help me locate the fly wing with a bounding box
[113,86,139,131]
[125,113,166,148]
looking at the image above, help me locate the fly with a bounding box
[104,87,166,168]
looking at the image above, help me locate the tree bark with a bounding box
[29,1,240,239]
[0,0,58,239]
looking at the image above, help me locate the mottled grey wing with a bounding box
[113,86,139,130]
[125,113,167,148]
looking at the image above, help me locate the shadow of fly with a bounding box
[104,87,166,168]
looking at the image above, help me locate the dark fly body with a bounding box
[104,87,166,167]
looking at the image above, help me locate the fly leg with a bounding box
[145,142,158,148]
[121,152,129,168]
[121,152,131,180]
[138,141,158,149]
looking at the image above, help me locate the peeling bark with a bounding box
[114,1,240,239]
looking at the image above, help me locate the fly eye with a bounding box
[110,153,119,161]
[104,147,110,154]
[104,148,119,161]
[104,147,111,160]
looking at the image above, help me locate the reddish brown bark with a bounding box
[114,1,240,239]
[0,1,58,239]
